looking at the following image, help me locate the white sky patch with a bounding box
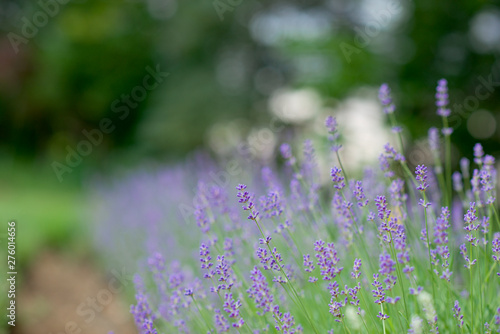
[269,88,321,123]
[334,96,392,170]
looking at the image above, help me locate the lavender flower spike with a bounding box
[325,116,342,152]
[415,165,429,191]
[436,79,450,117]
[428,127,440,154]
[378,83,395,114]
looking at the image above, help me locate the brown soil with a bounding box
[15,252,137,334]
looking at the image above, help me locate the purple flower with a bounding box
[314,240,343,280]
[378,83,395,114]
[453,300,464,328]
[223,292,242,318]
[194,205,210,233]
[460,157,470,179]
[379,251,396,276]
[236,184,259,220]
[272,306,299,333]
[433,207,452,280]
[303,254,315,273]
[409,286,423,295]
[436,78,450,117]
[415,165,429,191]
[351,258,362,279]
[353,181,369,207]
[464,202,479,246]
[331,166,345,190]
[492,233,500,262]
[141,319,158,334]
[212,255,234,292]
[377,312,390,320]
[375,195,391,220]
[200,243,215,278]
[389,178,407,209]
[428,127,440,153]
[452,172,463,192]
[371,274,385,304]
[214,309,230,332]
[325,116,342,151]
[325,116,338,133]
[442,127,453,135]
[459,243,477,269]
[473,143,484,165]
[247,266,274,315]
[130,275,156,331]
[379,153,394,178]
[256,247,283,272]
[280,143,296,166]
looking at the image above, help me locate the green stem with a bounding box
[389,237,409,323]
[381,304,387,334]
[253,217,320,334]
[442,116,452,209]
[469,246,473,333]
[336,150,349,187]
[191,296,212,332]
[423,192,437,307]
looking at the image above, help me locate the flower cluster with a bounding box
[93,81,500,334]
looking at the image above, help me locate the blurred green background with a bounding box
[1,0,500,331]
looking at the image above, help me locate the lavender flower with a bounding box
[223,292,242,318]
[200,243,214,279]
[236,184,259,220]
[428,127,440,154]
[459,243,477,269]
[247,266,274,315]
[130,275,156,332]
[452,172,463,192]
[379,251,397,290]
[353,181,369,207]
[314,240,343,280]
[92,83,500,334]
[280,143,296,166]
[492,233,500,262]
[303,254,315,273]
[371,273,385,304]
[141,319,158,334]
[452,300,464,328]
[325,116,342,152]
[351,258,362,279]
[375,195,391,220]
[464,202,479,247]
[436,78,450,117]
[331,166,345,190]
[378,83,395,114]
[460,157,470,179]
[260,189,284,218]
[473,143,484,165]
[432,207,452,281]
[415,165,429,191]
[214,309,230,332]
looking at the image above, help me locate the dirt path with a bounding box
[16,252,137,334]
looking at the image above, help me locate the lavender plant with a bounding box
[96,80,500,334]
